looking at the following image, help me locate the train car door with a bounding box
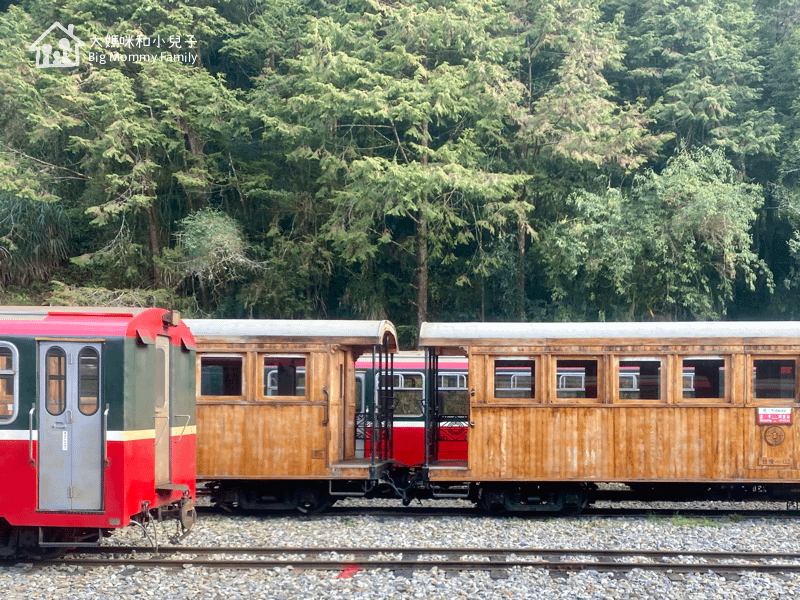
[38,342,103,511]
[154,335,171,486]
[354,372,366,458]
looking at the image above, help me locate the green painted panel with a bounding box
[172,344,196,425]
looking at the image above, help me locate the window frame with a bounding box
[78,346,101,416]
[552,356,603,404]
[491,357,537,402]
[258,353,308,401]
[679,355,731,404]
[376,371,425,417]
[198,353,246,401]
[749,355,800,405]
[613,356,665,404]
[0,342,19,424]
[437,371,470,416]
[45,346,67,416]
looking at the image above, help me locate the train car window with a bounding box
[556,359,598,399]
[682,357,725,400]
[263,355,306,397]
[378,372,423,416]
[155,345,167,409]
[355,374,365,413]
[200,355,243,397]
[45,347,67,415]
[753,359,796,400]
[78,347,100,416]
[618,358,661,400]
[494,359,535,400]
[0,344,18,424]
[438,372,469,415]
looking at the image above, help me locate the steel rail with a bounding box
[41,546,800,574]
[196,504,800,520]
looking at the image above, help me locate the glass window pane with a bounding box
[557,359,598,399]
[0,346,15,422]
[79,348,100,415]
[753,359,796,399]
[201,356,243,396]
[618,359,661,400]
[0,347,11,371]
[439,374,466,389]
[683,358,725,399]
[155,346,167,408]
[440,390,469,416]
[46,348,66,415]
[379,371,424,415]
[263,356,305,396]
[0,375,11,417]
[355,376,364,413]
[494,359,535,399]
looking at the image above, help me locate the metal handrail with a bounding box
[28,406,35,467]
[174,414,191,442]
[154,415,169,446]
[103,404,110,467]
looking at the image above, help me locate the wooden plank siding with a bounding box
[429,339,800,483]
[193,340,369,480]
[197,402,328,478]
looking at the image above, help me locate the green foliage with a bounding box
[47,280,189,311]
[176,207,267,311]
[0,193,71,286]
[2,0,800,325]
[539,149,769,320]
[619,0,782,165]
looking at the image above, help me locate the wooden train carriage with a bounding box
[419,322,800,512]
[185,319,398,512]
[0,307,196,557]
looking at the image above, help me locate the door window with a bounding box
[45,347,67,415]
[78,347,100,415]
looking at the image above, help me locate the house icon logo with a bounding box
[29,22,84,68]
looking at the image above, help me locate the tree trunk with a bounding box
[147,199,162,285]
[417,215,428,331]
[416,119,430,332]
[517,218,526,320]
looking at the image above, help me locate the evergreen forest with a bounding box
[2,0,800,345]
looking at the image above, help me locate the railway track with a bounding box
[24,545,800,575]
[196,503,800,520]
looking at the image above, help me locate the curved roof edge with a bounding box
[184,319,398,352]
[419,321,800,346]
[0,306,193,348]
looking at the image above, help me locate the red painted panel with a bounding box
[365,425,468,466]
[0,308,194,348]
[0,434,195,529]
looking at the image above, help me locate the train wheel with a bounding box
[558,486,590,515]
[476,487,509,513]
[293,487,335,514]
[18,527,68,560]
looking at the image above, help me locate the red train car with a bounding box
[0,307,196,557]
[355,353,469,466]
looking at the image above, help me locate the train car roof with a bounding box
[419,321,800,350]
[0,306,193,347]
[184,319,398,352]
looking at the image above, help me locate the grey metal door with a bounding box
[38,342,103,511]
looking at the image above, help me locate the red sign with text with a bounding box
[758,408,792,424]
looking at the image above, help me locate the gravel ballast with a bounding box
[3,499,800,599]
